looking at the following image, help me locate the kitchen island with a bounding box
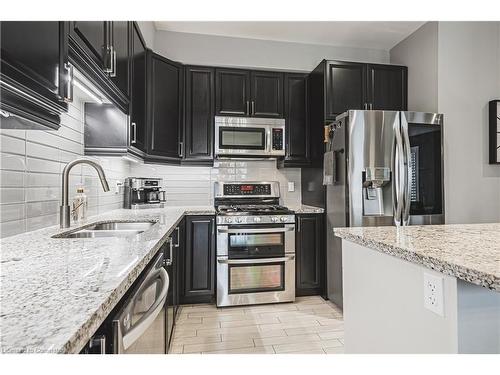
[0,206,214,354]
[334,223,500,354]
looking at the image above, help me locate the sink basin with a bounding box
[87,222,155,231]
[53,221,156,239]
[62,230,145,238]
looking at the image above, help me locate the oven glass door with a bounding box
[219,127,266,150]
[227,226,285,258]
[229,261,285,294]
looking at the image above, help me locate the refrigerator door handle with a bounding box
[393,119,404,226]
[401,113,412,226]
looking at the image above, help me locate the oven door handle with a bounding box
[218,256,295,265]
[217,227,294,234]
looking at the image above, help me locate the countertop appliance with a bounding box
[214,116,285,158]
[326,110,445,308]
[214,181,295,307]
[124,177,166,209]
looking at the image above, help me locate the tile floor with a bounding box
[170,296,344,354]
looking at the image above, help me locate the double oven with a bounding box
[215,182,296,307]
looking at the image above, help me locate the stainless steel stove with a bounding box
[214,181,296,307]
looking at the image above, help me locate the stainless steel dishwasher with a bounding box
[111,251,169,354]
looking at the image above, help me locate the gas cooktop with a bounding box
[216,204,293,216]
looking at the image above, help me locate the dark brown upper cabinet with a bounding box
[215,68,284,118]
[146,51,183,163]
[366,64,407,111]
[282,73,309,166]
[70,22,109,71]
[109,21,130,98]
[184,66,215,165]
[129,22,147,153]
[324,61,366,120]
[1,21,70,130]
[215,68,250,116]
[250,70,284,118]
[68,21,130,113]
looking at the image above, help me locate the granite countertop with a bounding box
[334,223,500,292]
[0,206,214,354]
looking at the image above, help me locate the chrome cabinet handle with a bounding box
[370,103,373,110]
[246,101,250,116]
[109,49,117,78]
[174,227,180,248]
[218,255,295,265]
[217,227,294,234]
[251,101,255,115]
[64,63,74,103]
[89,335,106,354]
[178,142,184,158]
[131,122,137,144]
[401,114,412,226]
[166,237,173,266]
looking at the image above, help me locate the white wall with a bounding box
[390,22,438,113]
[137,21,156,49]
[153,30,389,71]
[438,22,500,224]
[390,22,500,224]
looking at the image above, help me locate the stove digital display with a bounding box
[223,184,271,195]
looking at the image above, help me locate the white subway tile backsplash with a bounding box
[0,219,26,237]
[26,141,60,161]
[26,200,59,218]
[0,203,25,222]
[0,188,25,204]
[0,170,24,187]
[0,134,26,155]
[0,153,26,171]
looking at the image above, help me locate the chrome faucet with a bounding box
[60,158,110,228]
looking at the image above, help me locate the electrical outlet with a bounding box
[287,182,295,192]
[423,273,445,317]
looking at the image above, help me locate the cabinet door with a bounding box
[296,214,324,296]
[215,68,250,116]
[181,216,215,304]
[325,61,366,119]
[110,21,130,98]
[366,64,407,111]
[250,71,284,118]
[129,22,147,152]
[70,21,109,70]
[284,73,309,166]
[147,52,183,160]
[0,21,69,129]
[184,66,215,164]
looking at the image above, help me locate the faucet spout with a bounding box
[60,158,110,228]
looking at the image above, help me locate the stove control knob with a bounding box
[225,218,233,223]
[253,217,261,223]
[280,217,288,222]
[271,216,278,223]
[236,217,244,223]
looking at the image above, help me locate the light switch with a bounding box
[288,182,295,192]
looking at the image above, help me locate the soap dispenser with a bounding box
[72,187,88,224]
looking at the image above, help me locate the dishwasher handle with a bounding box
[120,267,169,351]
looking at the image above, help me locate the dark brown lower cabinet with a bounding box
[295,213,325,296]
[180,215,216,304]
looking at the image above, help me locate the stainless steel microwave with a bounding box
[214,116,286,158]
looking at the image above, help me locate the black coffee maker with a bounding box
[124,177,166,209]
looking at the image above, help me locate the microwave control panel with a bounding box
[272,128,284,150]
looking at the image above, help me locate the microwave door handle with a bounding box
[217,227,294,234]
[218,255,295,265]
[121,267,169,350]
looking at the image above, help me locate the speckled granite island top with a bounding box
[0,206,214,354]
[334,223,500,292]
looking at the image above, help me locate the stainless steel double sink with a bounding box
[53,221,156,239]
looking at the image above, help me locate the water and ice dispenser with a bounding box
[362,167,391,216]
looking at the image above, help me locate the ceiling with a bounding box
[154,21,425,50]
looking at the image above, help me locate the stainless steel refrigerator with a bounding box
[326,110,445,308]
